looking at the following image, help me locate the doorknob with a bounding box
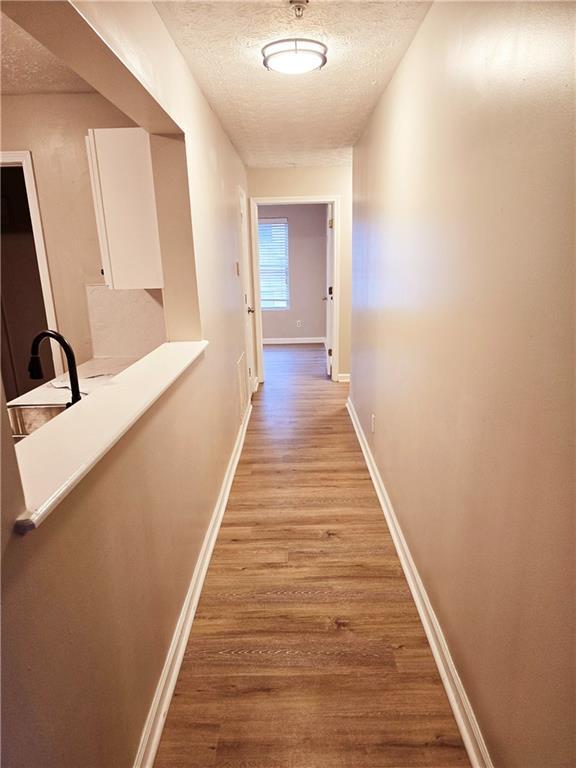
[247,307,255,314]
[322,296,328,301]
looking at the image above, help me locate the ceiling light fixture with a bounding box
[262,0,327,75]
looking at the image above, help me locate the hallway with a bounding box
[155,345,469,767]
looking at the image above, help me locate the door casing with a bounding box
[0,151,63,376]
[249,194,342,383]
[325,203,335,378]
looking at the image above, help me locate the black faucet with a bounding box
[28,330,81,407]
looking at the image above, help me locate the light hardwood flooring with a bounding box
[154,344,470,768]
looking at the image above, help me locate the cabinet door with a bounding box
[86,128,164,289]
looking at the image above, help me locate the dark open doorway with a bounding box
[1,165,55,400]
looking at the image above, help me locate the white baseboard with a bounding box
[337,373,350,383]
[133,403,253,768]
[263,337,326,345]
[346,398,493,768]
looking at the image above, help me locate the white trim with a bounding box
[133,400,252,768]
[14,342,208,533]
[250,195,342,384]
[346,397,494,768]
[337,373,350,383]
[0,151,63,376]
[263,337,326,345]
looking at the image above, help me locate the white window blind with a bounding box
[258,218,290,310]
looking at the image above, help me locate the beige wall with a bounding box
[1,361,222,767]
[248,166,352,372]
[351,3,575,767]
[85,285,166,358]
[149,133,202,342]
[1,93,135,364]
[2,4,248,767]
[259,204,327,340]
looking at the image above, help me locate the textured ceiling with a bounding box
[156,1,430,167]
[1,13,94,94]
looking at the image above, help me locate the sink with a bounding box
[8,404,68,440]
[6,357,137,442]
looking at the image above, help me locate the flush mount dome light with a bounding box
[262,38,327,75]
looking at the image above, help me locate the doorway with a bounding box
[250,195,341,384]
[1,154,61,400]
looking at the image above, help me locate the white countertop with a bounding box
[8,357,139,407]
[13,341,208,534]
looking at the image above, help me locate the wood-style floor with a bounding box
[154,345,470,768]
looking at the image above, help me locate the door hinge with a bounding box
[328,348,333,356]
[328,218,334,229]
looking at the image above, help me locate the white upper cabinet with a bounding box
[86,127,164,289]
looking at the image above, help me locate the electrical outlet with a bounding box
[296,320,302,327]
[370,413,376,434]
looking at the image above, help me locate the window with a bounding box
[258,218,290,310]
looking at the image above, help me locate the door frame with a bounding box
[238,186,258,395]
[249,194,341,383]
[324,202,335,378]
[1,150,63,376]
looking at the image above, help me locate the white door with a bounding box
[239,188,257,395]
[325,203,335,377]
